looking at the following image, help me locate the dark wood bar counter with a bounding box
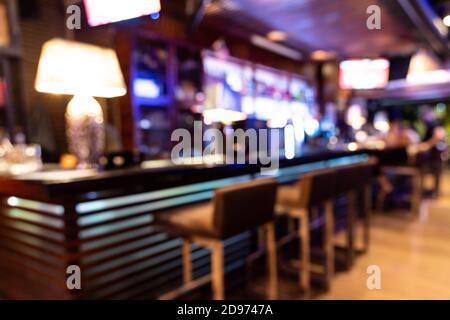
[0,148,369,299]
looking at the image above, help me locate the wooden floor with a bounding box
[319,172,450,300]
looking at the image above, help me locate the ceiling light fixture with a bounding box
[311,50,337,61]
[266,30,288,42]
[251,35,302,61]
[444,14,450,27]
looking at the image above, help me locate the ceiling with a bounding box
[201,0,423,59]
[430,0,450,17]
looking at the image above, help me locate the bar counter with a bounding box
[0,148,369,299]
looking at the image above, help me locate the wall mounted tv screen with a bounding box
[84,0,161,27]
[339,59,390,90]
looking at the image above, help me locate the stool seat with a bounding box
[157,202,215,238]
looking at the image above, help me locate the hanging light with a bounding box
[407,49,450,85]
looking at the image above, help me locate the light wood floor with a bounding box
[320,172,450,300]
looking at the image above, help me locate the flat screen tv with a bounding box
[84,0,161,27]
[339,59,390,90]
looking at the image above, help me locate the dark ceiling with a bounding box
[162,0,450,60]
[429,0,450,16]
[201,0,423,58]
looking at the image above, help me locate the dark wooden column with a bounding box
[115,29,137,152]
[315,61,325,116]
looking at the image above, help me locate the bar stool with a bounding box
[276,169,337,293]
[156,178,279,300]
[375,148,422,217]
[335,159,376,268]
[335,164,359,268]
[376,166,422,217]
[355,159,377,253]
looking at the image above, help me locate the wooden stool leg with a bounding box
[376,190,386,213]
[412,171,422,219]
[298,210,310,295]
[364,185,372,252]
[324,201,334,287]
[211,241,225,300]
[287,216,295,234]
[182,240,192,284]
[265,222,278,300]
[346,192,356,269]
[258,227,266,249]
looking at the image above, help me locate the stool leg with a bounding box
[265,222,278,300]
[324,201,334,288]
[412,171,422,219]
[182,240,192,284]
[298,209,310,295]
[376,191,386,213]
[258,227,266,249]
[211,241,225,300]
[346,192,356,269]
[287,216,295,234]
[364,185,372,252]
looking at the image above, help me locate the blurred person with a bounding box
[377,110,420,193]
[417,106,446,197]
[383,112,420,148]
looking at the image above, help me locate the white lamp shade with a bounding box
[35,38,127,98]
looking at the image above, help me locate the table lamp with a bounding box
[35,38,127,168]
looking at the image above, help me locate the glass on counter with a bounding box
[0,139,43,175]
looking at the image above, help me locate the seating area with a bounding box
[155,159,377,300]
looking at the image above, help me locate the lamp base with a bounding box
[65,95,105,169]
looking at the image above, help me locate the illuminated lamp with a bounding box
[35,38,127,168]
[407,49,450,85]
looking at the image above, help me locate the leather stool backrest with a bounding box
[355,158,377,186]
[335,158,378,194]
[213,178,278,239]
[299,169,337,208]
[335,165,360,195]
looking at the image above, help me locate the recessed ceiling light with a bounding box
[266,30,288,42]
[443,14,450,27]
[311,50,337,61]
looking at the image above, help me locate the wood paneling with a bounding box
[0,176,254,299]
[0,3,10,47]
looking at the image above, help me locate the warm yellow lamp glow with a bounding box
[266,30,288,42]
[35,38,126,98]
[406,49,450,85]
[311,50,337,61]
[34,38,127,167]
[66,95,103,119]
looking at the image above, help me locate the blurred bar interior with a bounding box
[0,0,450,300]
